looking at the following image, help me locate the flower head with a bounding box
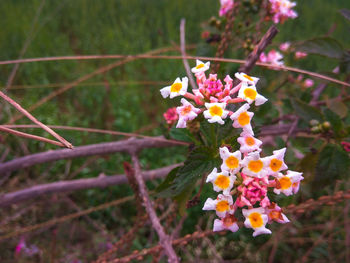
[191,59,210,74]
[241,151,268,178]
[203,102,229,125]
[213,214,239,232]
[238,82,268,106]
[219,146,242,174]
[231,103,254,135]
[237,131,263,153]
[160,77,188,99]
[243,207,272,237]
[274,170,304,196]
[219,0,234,17]
[175,98,201,128]
[203,194,234,218]
[206,168,236,195]
[163,107,178,126]
[235,72,259,85]
[262,148,288,175]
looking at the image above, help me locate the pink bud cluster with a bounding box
[269,0,298,24]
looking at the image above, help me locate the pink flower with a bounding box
[265,203,290,224]
[303,79,314,88]
[269,0,298,24]
[295,51,307,59]
[163,107,178,126]
[259,50,284,68]
[236,174,270,208]
[341,141,350,152]
[279,42,291,52]
[15,238,26,257]
[175,98,201,128]
[219,0,234,17]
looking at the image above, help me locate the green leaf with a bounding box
[291,98,324,122]
[155,167,180,195]
[323,108,344,138]
[172,146,220,196]
[174,183,196,216]
[297,37,344,59]
[316,144,350,185]
[297,151,319,182]
[326,98,348,118]
[340,9,350,21]
[340,52,350,73]
[169,127,196,143]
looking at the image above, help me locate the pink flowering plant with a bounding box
[157,60,305,236]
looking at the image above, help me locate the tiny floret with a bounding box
[243,207,272,237]
[160,77,188,99]
[191,59,210,73]
[203,102,229,125]
[238,82,268,106]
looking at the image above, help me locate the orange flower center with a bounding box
[209,105,223,117]
[248,160,263,173]
[225,156,239,169]
[214,175,230,189]
[245,137,255,146]
[270,158,282,172]
[181,105,192,116]
[279,177,292,190]
[170,83,182,93]
[238,112,250,126]
[243,88,257,100]
[223,214,237,227]
[249,212,264,228]
[196,63,204,69]
[243,74,254,81]
[216,200,229,212]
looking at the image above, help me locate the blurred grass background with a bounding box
[0,0,349,262]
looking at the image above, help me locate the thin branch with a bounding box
[180,19,197,90]
[0,54,348,87]
[0,91,72,148]
[0,163,180,207]
[239,25,279,74]
[0,126,65,148]
[131,154,179,263]
[0,137,186,175]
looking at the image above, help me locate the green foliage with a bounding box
[298,37,344,59]
[291,98,324,122]
[315,144,350,186]
[323,108,345,138]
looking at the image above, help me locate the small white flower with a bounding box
[235,72,259,85]
[203,194,234,218]
[237,131,263,153]
[203,102,229,125]
[219,147,242,174]
[213,214,239,233]
[243,207,272,237]
[262,148,288,176]
[191,59,210,73]
[206,168,236,195]
[230,103,254,135]
[175,98,201,128]
[274,170,304,196]
[160,77,188,99]
[238,82,268,106]
[241,151,268,178]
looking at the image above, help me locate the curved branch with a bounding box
[0,163,180,208]
[0,137,186,175]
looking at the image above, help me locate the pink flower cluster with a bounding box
[160,60,304,237]
[259,49,284,69]
[269,0,298,24]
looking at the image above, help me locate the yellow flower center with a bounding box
[248,160,263,173]
[249,212,264,228]
[245,137,255,146]
[196,63,204,69]
[243,74,254,82]
[279,177,292,190]
[225,156,239,169]
[216,200,229,212]
[214,175,230,189]
[243,88,257,100]
[181,105,192,116]
[270,158,282,172]
[238,112,250,126]
[209,105,223,117]
[170,83,182,93]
